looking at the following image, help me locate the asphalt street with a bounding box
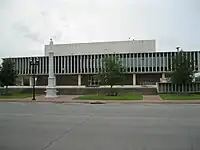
[0,102,200,150]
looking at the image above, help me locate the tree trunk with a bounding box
[5,86,8,95]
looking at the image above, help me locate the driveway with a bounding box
[0,102,200,150]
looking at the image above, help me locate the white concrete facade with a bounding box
[45,40,156,56]
[12,51,200,75]
[8,39,200,86]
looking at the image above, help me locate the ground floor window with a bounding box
[88,75,100,86]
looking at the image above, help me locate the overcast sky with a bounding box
[0,0,199,58]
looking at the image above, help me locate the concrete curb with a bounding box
[1,99,200,104]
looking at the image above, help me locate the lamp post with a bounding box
[30,58,39,100]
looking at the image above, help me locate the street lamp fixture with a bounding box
[29,58,39,100]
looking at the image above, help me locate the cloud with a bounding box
[51,31,63,41]
[0,0,200,58]
[12,19,63,44]
[12,22,43,44]
[40,11,48,17]
[24,32,42,44]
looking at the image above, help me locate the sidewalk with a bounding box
[1,95,200,104]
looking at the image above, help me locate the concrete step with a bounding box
[143,95,162,101]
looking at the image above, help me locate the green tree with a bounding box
[0,58,17,94]
[170,50,194,84]
[96,55,125,95]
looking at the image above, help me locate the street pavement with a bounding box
[0,102,200,150]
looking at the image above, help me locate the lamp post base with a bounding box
[45,86,58,98]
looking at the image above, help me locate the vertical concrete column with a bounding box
[21,76,24,86]
[78,74,81,86]
[35,77,37,86]
[133,74,136,86]
[162,73,165,79]
[29,76,33,86]
[54,75,56,86]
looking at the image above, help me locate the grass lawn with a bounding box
[78,93,143,100]
[159,94,200,100]
[0,93,36,99]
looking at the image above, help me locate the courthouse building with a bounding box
[8,39,200,87]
